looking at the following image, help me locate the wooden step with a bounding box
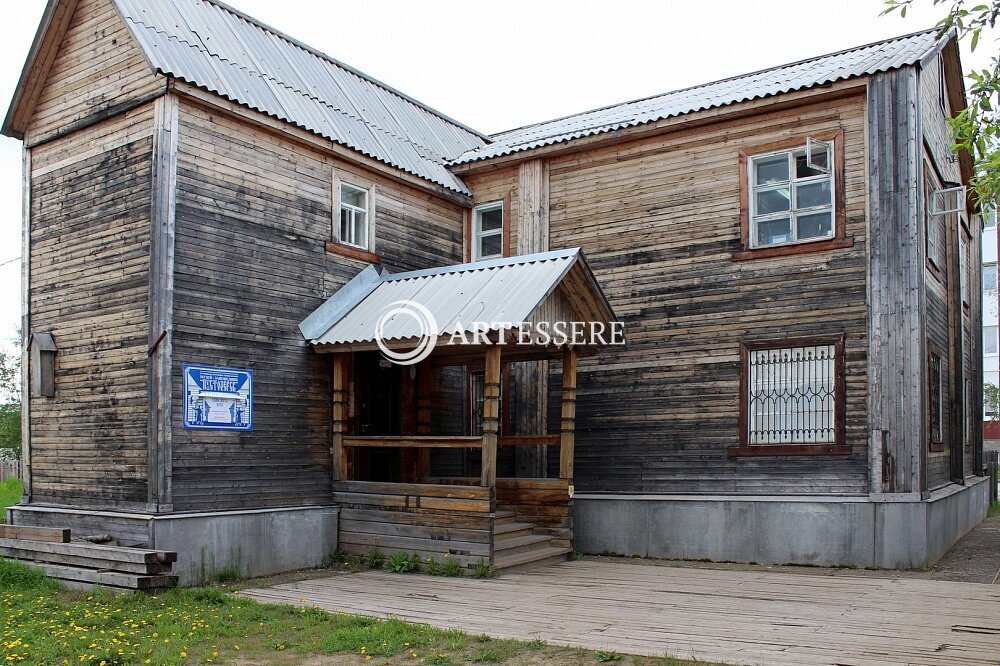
[493,521,534,538]
[493,511,516,525]
[22,561,178,591]
[0,538,176,565]
[494,533,554,557]
[493,546,571,576]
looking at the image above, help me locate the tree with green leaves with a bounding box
[883,0,999,206]
[0,339,21,461]
[985,382,1000,423]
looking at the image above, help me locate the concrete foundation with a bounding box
[573,477,990,568]
[8,504,340,585]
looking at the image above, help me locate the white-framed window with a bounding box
[745,341,838,445]
[984,263,997,292]
[983,205,997,229]
[472,202,503,261]
[338,181,371,250]
[985,325,998,355]
[748,142,835,248]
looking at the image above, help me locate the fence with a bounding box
[0,460,19,483]
[988,451,999,505]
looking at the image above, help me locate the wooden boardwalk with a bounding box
[241,560,1000,665]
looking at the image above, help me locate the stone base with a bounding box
[7,504,339,585]
[572,477,990,568]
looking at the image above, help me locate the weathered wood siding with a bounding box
[169,99,465,511]
[495,478,571,549]
[25,0,163,146]
[28,106,155,508]
[919,52,979,488]
[334,480,494,568]
[470,93,872,495]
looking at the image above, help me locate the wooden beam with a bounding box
[332,353,350,481]
[343,436,481,449]
[0,524,69,543]
[480,345,501,487]
[19,147,30,501]
[147,93,179,513]
[560,347,578,481]
[416,361,433,478]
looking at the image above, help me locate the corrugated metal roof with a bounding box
[112,0,486,193]
[452,29,946,165]
[305,248,611,346]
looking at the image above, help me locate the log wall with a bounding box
[24,0,163,146]
[169,99,465,511]
[333,480,494,568]
[485,93,874,495]
[28,105,156,508]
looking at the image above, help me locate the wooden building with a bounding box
[2,0,990,581]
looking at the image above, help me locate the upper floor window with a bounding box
[749,141,834,249]
[985,325,998,355]
[985,205,997,229]
[339,182,371,250]
[473,202,503,261]
[984,263,997,292]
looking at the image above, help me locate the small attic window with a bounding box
[30,332,57,398]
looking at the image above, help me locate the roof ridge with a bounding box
[200,0,490,141]
[384,248,581,282]
[486,27,940,141]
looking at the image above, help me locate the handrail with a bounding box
[343,436,482,448]
[341,435,561,449]
[497,435,560,446]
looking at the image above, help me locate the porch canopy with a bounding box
[300,248,617,363]
[299,248,619,486]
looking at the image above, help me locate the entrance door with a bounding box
[354,352,402,482]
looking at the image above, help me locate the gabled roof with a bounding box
[110,0,486,193]
[452,29,949,165]
[301,248,617,351]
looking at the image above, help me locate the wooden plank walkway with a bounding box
[240,560,1000,665]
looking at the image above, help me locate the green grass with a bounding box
[0,478,22,522]
[6,557,684,665]
[989,501,1000,518]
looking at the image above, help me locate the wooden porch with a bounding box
[329,346,579,574]
[242,559,1000,665]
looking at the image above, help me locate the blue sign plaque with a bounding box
[182,365,254,431]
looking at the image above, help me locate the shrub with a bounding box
[472,559,492,579]
[362,549,386,569]
[425,555,463,577]
[383,552,420,573]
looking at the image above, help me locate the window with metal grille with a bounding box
[747,343,836,444]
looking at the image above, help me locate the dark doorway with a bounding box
[354,352,402,482]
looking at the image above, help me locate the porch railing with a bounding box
[342,435,561,449]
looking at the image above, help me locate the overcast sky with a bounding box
[0,0,996,358]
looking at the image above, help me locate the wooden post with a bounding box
[560,347,577,480]
[480,345,502,487]
[416,361,433,480]
[332,353,349,482]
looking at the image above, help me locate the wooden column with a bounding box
[331,353,350,482]
[416,361,433,480]
[480,345,502,487]
[560,347,577,480]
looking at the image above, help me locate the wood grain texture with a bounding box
[28,106,155,509]
[472,94,873,495]
[24,0,163,146]
[242,560,1000,666]
[168,99,465,511]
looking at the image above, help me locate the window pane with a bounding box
[340,208,352,244]
[755,187,791,215]
[984,264,997,292]
[479,232,502,258]
[795,180,831,209]
[985,206,997,228]
[341,185,367,208]
[756,217,791,246]
[353,211,368,248]
[985,326,998,355]
[478,206,502,232]
[748,344,836,444]
[796,150,828,178]
[754,155,788,185]
[797,211,833,240]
